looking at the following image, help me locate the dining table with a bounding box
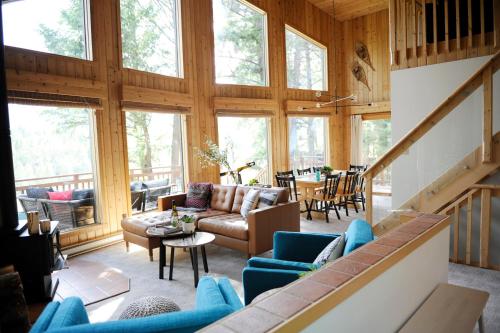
[295,170,346,220]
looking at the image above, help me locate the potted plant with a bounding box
[248,178,259,186]
[180,215,196,234]
[321,165,333,175]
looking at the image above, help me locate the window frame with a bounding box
[287,115,330,170]
[212,0,270,87]
[1,0,94,61]
[118,0,184,78]
[284,24,328,91]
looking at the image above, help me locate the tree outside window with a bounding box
[289,117,328,170]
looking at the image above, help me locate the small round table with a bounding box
[159,232,215,287]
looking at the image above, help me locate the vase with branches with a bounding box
[195,138,238,184]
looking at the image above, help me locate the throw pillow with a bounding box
[240,189,260,218]
[72,189,94,200]
[257,191,279,208]
[26,187,53,199]
[185,182,212,208]
[312,234,346,268]
[48,190,73,201]
[119,296,180,320]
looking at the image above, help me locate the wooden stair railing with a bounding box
[439,183,500,270]
[363,51,500,227]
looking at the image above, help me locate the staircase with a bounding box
[364,51,500,269]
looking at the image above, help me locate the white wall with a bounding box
[390,56,500,207]
[302,227,450,333]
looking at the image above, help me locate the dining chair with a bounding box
[336,171,359,216]
[277,170,294,176]
[275,175,299,201]
[349,164,368,211]
[296,167,312,175]
[309,173,342,223]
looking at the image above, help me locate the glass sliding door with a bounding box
[361,117,392,191]
[217,116,271,185]
[288,117,328,171]
[125,111,185,213]
[9,104,99,231]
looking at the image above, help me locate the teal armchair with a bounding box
[242,219,373,305]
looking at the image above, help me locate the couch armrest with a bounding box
[242,267,302,305]
[30,302,60,333]
[247,257,314,271]
[46,297,89,330]
[273,232,339,263]
[247,201,300,256]
[158,193,187,211]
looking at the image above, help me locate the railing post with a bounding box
[479,189,491,268]
[483,65,492,163]
[366,174,373,225]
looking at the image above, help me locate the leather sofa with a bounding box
[29,276,242,333]
[121,184,300,260]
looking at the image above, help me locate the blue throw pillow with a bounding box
[26,187,53,199]
[343,219,374,256]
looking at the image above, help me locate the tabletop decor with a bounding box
[321,165,333,175]
[180,215,196,234]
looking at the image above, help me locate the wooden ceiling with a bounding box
[307,0,388,21]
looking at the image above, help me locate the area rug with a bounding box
[53,258,130,306]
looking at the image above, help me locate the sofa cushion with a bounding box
[232,186,288,213]
[343,219,374,256]
[312,234,346,268]
[257,190,279,208]
[72,189,94,200]
[186,182,212,208]
[122,211,172,237]
[240,189,260,218]
[26,187,53,199]
[198,214,248,241]
[210,185,236,212]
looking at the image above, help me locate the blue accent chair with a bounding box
[30,277,242,333]
[242,219,374,305]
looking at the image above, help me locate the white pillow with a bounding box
[240,189,260,218]
[312,234,346,268]
[257,191,279,208]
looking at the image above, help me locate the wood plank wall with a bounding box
[4,0,363,248]
[337,9,392,161]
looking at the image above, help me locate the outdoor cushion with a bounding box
[343,219,374,256]
[210,185,236,212]
[72,189,94,200]
[48,190,73,201]
[198,214,248,240]
[26,187,53,199]
[142,179,169,189]
[186,182,212,208]
[130,182,143,191]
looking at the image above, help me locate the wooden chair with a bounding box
[275,175,298,201]
[349,164,368,211]
[296,167,312,175]
[309,173,342,223]
[277,170,294,176]
[336,171,359,216]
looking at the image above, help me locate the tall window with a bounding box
[2,0,91,59]
[217,117,271,185]
[213,0,268,86]
[285,26,327,91]
[10,104,99,231]
[120,0,182,77]
[125,112,185,213]
[288,117,328,170]
[361,118,392,190]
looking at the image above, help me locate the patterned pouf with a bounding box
[119,296,180,320]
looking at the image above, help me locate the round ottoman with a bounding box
[119,296,180,320]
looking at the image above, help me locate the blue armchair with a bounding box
[30,277,242,333]
[242,219,373,305]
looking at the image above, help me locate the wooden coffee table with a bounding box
[159,232,215,287]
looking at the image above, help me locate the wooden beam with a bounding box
[468,0,473,48]
[466,192,473,265]
[453,205,460,263]
[348,101,391,115]
[479,189,491,268]
[364,52,500,179]
[445,0,450,53]
[422,0,428,60]
[285,100,334,114]
[495,0,500,48]
[214,97,278,113]
[121,85,194,109]
[366,175,373,225]
[482,65,493,163]
[456,0,461,50]
[390,0,399,65]
[433,0,438,55]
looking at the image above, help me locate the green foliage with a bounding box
[180,215,195,223]
[248,178,259,186]
[321,165,333,173]
[195,137,237,183]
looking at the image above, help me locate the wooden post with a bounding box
[466,192,472,265]
[468,0,473,48]
[479,189,491,268]
[456,0,461,51]
[444,0,450,53]
[366,175,373,225]
[495,0,500,48]
[433,0,438,56]
[453,204,460,263]
[482,65,492,163]
[390,0,399,65]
